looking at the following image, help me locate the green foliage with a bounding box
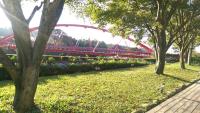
[68,56,81,64]
[191,57,200,65]
[144,58,156,64]
[0,67,10,80]
[0,61,146,81]
[9,56,17,63]
[171,0,200,53]
[194,36,200,47]
[75,0,188,39]
[40,62,146,76]
[81,0,143,37]
[48,57,56,64]
[0,64,200,112]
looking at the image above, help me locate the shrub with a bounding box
[68,56,81,64]
[0,61,147,81]
[144,58,156,64]
[10,55,17,63]
[48,57,56,63]
[0,67,11,80]
[191,57,200,65]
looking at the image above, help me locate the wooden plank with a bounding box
[176,84,198,98]
[184,85,200,100]
[174,84,196,98]
[183,102,199,113]
[175,100,193,112]
[165,99,188,113]
[153,98,183,113]
[147,82,199,113]
[187,86,200,103]
[147,97,177,113]
[176,86,200,113]
[192,104,200,113]
[178,84,199,99]
[193,86,200,102]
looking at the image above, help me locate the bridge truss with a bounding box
[0,24,154,58]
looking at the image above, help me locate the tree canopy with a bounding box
[75,0,189,74]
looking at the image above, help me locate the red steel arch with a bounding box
[0,24,153,58]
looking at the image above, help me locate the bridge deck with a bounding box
[147,80,200,113]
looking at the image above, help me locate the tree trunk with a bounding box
[154,43,158,62]
[180,50,186,69]
[184,49,189,63]
[155,48,166,74]
[13,66,40,113]
[187,44,193,65]
[155,29,166,75]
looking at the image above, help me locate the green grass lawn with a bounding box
[0,63,200,113]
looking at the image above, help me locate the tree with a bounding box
[170,1,200,69]
[0,0,67,112]
[187,35,200,65]
[78,0,185,74]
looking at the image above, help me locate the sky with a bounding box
[0,1,199,52]
[0,1,136,48]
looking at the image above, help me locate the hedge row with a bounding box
[191,57,200,65]
[0,67,10,80]
[0,62,147,81]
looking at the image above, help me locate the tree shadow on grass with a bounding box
[38,65,149,85]
[162,74,192,83]
[38,71,104,85]
[38,75,62,85]
[0,80,14,87]
[65,65,149,77]
[1,65,149,86]
[0,105,42,113]
[185,68,199,72]
[27,105,42,113]
[0,110,12,113]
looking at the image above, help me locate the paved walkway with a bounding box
[147,81,200,113]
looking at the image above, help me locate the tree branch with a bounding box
[0,2,5,9]
[0,48,18,81]
[2,0,33,67]
[33,0,65,66]
[145,23,156,38]
[166,0,179,24]
[155,0,160,21]
[27,2,44,24]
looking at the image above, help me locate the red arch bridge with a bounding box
[0,24,154,58]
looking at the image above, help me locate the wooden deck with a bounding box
[147,81,200,113]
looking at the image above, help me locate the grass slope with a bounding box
[0,63,200,113]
